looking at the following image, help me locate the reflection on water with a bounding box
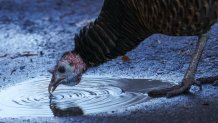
[50,102,84,117]
[0,76,171,117]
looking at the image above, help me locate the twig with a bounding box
[10,68,17,75]
[10,52,38,59]
[0,54,7,58]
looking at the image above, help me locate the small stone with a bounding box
[23,20,35,27]
[40,51,44,56]
[20,66,25,70]
[202,102,209,106]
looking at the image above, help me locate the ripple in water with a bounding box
[0,76,171,117]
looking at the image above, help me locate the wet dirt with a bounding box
[0,0,218,122]
[0,77,171,117]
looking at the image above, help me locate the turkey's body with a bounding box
[74,0,218,66]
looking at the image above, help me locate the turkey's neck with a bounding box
[62,52,87,74]
[74,18,150,67]
[73,19,117,67]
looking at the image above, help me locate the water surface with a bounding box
[0,77,171,117]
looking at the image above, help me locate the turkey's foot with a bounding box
[148,33,209,98]
[148,77,201,98]
[197,75,218,86]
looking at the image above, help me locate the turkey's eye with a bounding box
[58,66,65,73]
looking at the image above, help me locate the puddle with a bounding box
[0,77,172,117]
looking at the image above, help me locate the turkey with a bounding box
[48,0,218,97]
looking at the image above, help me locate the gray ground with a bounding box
[0,0,218,123]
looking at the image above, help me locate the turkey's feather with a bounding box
[74,0,218,66]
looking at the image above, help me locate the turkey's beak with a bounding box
[48,77,65,94]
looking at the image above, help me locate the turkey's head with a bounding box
[48,52,86,94]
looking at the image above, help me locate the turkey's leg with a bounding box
[148,33,209,97]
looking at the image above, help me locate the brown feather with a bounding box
[74,0,218,66]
